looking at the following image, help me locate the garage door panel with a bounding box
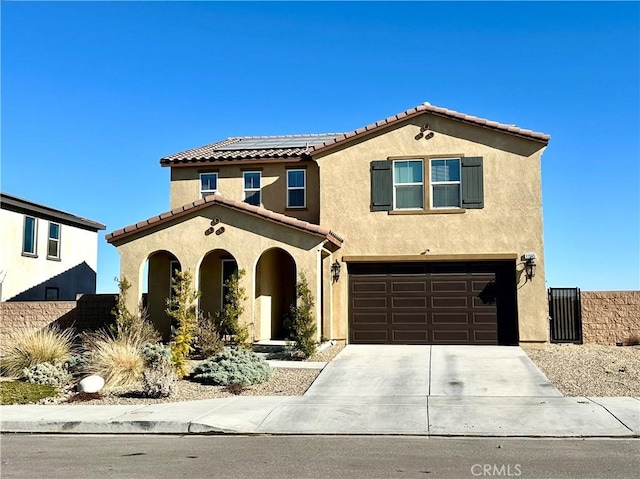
[349,261,514,345]
[393,330,429,342]
[353,297,388,309]
[431,280,468,292]
[352,281,387,293]
[392,297,428,308]
[352,313,388,324]
[432,312,471,324]
[432,296,468,308]
[391,313,428,324]
[392,281,427,292]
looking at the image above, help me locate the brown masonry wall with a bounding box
[0,294,116,354]
[581,291,640,345]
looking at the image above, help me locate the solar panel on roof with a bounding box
[217,134,338,151]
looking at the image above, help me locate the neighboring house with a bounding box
[106,102,550,345]
[0,193,106,301]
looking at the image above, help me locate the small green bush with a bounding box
[142,359,178,398]
[21,362,72,388]
[285,272,318,358]
[141,342,173,368]
[192,347,272,386]
[0,381,57,405]
[64,352,92,378]
[2,325,75,377]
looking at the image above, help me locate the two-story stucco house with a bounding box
[0,193,106,301]
[106,102,550,345]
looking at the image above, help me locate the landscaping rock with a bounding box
[78,375,105,393]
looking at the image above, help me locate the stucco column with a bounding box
[118,249,142,316]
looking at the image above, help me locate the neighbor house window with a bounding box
[45,287,59,300]
[393,160,424,210]
[22,216,37,256]
[47,222,61,259]
[287,169,306,208]
[200,173,218,197]
[243,171,261,206]
[431,158,461,209]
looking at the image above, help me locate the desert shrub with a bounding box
[191,347,272,386]
[194,312,224,358]
[2,325,75,377]
[167,270,200,377]
[21,361,72,388]
[141,342,172,367]
[112,277,160,347]
[214,270,250,348]
[284,272,318,358]
[85,330,145,388]
[141,359,178,398]
[64,352,92,378]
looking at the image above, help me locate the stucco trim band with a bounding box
[342,253,518,263]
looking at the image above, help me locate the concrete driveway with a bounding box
[305,345,562,397]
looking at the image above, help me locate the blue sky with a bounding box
[2,1,639,293]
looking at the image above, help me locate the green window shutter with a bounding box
[461,156,484,209]
[370,160,392,211]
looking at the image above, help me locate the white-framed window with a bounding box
[47,222,61,259]
[22,215,37,256]
[393,159,424,210]
[286,169,306,208]
[200,172,218,197]
[430,158,461,209]
[243,171,261,206]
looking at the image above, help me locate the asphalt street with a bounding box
[1,435,638,479]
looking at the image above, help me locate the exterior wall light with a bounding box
[331,261,341,283]
[522,252,537,281]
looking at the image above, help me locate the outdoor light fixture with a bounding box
[331,261,341,283]
[522,253,537,281]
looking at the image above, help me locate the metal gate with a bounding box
[548,288,582,343]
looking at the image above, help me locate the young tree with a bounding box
[167,270,200,377]
[286,272,317,358]
[215,269,250,348]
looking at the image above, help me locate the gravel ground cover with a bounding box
[522,344,640,397]
[37,341,346,406]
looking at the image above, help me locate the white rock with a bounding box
[78,375,105,393]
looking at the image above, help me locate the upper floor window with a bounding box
[430,158,461,209]
[22,216,37,256]
[287,169,306,208]
[45,287,59,300]
[47,222,61,259]
[200,173,218,197]
[393,160,424,210]
[243,171,261,206]
[370,156,484,212]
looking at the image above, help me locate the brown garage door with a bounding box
[348,262,517,345]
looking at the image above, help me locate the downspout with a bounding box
[318,240,334,341]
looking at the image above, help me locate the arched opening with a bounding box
[255,248,296,340]
[142,250,181,341]
[198,249,238,320]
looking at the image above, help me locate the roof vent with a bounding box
[422,101,431,106]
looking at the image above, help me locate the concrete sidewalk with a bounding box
[1,396,638,437]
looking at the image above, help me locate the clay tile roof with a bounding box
[307,102,550,156]
[105,194,343,247]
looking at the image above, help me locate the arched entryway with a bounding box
[255,248,296,340]
[142,250,181,341]
[198,249,238,319]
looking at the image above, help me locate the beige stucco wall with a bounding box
[169,161,320,224]
[0,208,99,301]
[112,204,327,341]
[315,113,548,343]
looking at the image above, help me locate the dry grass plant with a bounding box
[2,326,75,377]
[84,329,145,389]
